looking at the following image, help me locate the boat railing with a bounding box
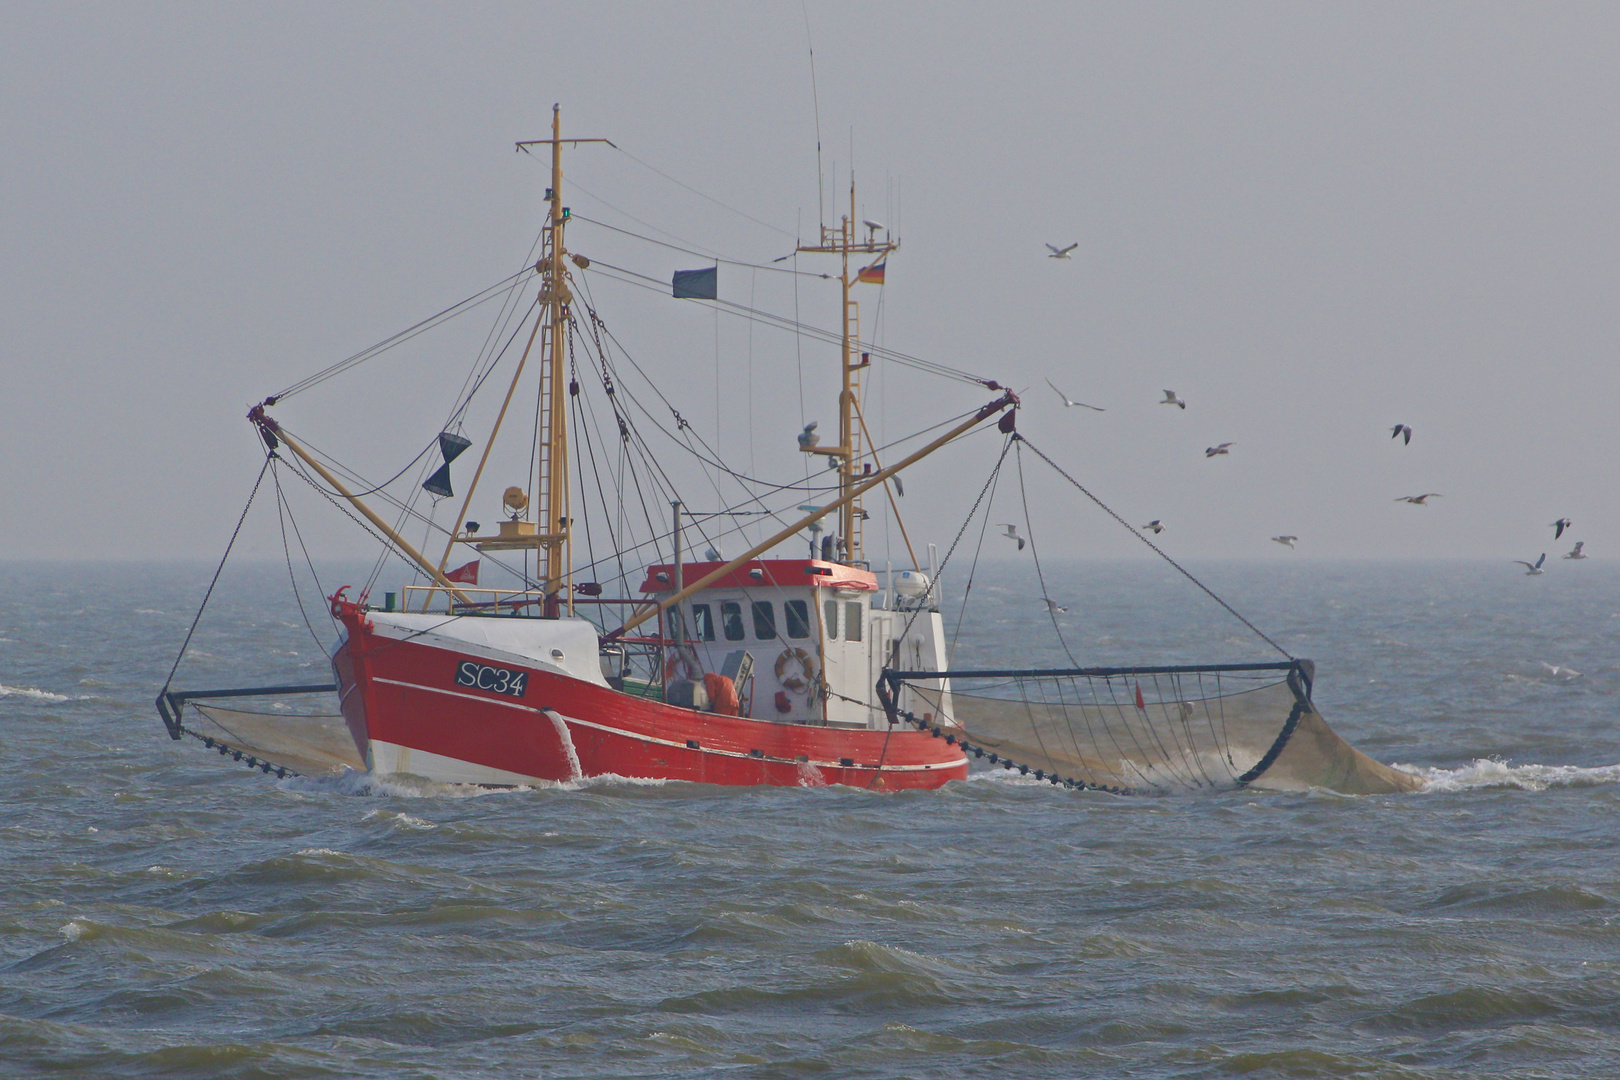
[399,585,650,616]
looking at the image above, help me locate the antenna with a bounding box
[801,1,825,230]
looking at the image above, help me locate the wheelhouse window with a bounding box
[845,601,863,642]
[691,603,715,642]
[824,599,839,640]
[784,599,810,639]
[751,600,777,640]
[721,601,745,641]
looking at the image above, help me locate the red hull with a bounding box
[332,603,966,790]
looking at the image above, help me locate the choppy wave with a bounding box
[0,683,73,702]
[1416,758,1620,792]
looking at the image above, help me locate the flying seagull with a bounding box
[1040,597,1069,614]
[1552,517,1572,539]
[1205,442,1234,458]
[1141,519,1165,534]
[1513,553,1547,576]
[1045,378,1105,411]
[1160,390,1186,410]
[1564,541,1587,560]
[1046,242,1078,259]
[1271,535,1298,548]
[1396,493,1442,505]
[998,523,1026,551]
[1390,423,1412,445]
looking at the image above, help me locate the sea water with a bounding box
[1,559,1617,1078]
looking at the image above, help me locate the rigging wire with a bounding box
[580,258,990,386]
[270,268,536,401]
[1015,434,1293,660]
[573,215,827,277]
[158,454,273,699]
[610,144,799,240]
[271,461,334,652]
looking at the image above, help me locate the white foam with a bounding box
[1415,758,1620,793]
[59,918,89,941]
[360,808,436,829]
[279,766,668,798]
[0,683,71,702]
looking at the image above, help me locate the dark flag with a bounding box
[672,266,718,299]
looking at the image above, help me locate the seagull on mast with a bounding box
[1552,517,1572,539]
[1390,423,1412,445]
[1160,390,1186,410]
[1395,493,1441,505]
[1271,535,1298,548]
[998,524,1026,551]
[1046,242,1078,259]
[1141,519,1165,534]
[1564,541,1587,560]
[1044,379,1105,411]
[1205,442,1234,458]
[1513,554,1547,575]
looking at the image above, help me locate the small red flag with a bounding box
[856,259,886,284]
[445,560,480,585]
[1135,682,1146,710]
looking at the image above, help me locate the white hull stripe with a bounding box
[369,676,955,774]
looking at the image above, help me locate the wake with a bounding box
[1414,759,1620,793]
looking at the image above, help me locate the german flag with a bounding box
[856,259,886,285]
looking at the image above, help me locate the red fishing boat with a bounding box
[158,109,1421,797]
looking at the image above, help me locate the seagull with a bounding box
[1160,390,1186,410]
[1141,519,1165,534]
[998,523,1026,551]
[1046,242,1078,259]
[893,476,904,497]
[1271,535,1298,548]
[1539,661,1581,679]
[464,521,480,534]
[1205,443,1234,458]
[1564,541,1587,560]
[1390,423,1412,445]
[1513,554,1547,575]
[1040,597,1069,614]
[1395,493,1442,505]
[797,421,820,451]
[1552,517,1572,539]
[1044,378,1105,411]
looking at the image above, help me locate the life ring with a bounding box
[774,647,817,693]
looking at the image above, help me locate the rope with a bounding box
[1015,434,1294,660]
[897,435,1014,644]
[159,454,272,700]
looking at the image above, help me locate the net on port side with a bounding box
[882,661,1423,796]
[159,686,362,778]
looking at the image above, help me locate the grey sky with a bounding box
[3,2,1616,568]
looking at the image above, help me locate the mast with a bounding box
[509,109,611,615]
[796,174,897,565]
[540,105,570,613]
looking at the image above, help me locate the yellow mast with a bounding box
[486,108,610,614]
[797,175,897,565]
